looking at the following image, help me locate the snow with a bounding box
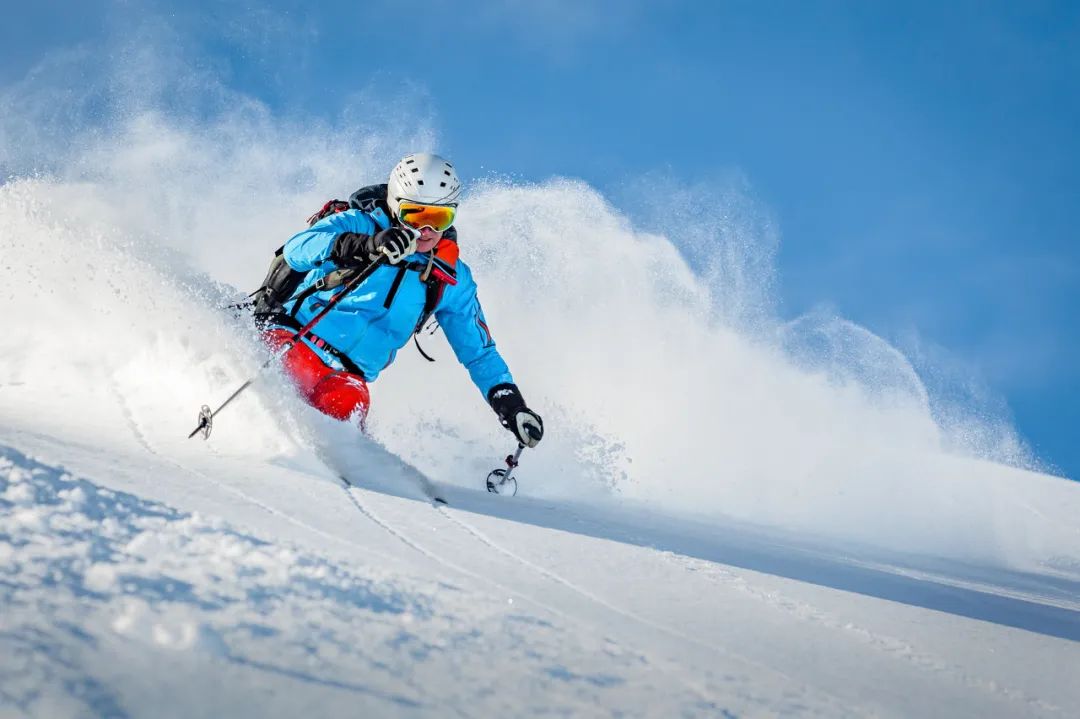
[1,99,1079,717]
[3,424,1079,717]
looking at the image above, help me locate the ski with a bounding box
[339,472,447,507]
[335,441,532,505]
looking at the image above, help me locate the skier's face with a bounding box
[416,226,442,253]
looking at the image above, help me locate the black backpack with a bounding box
[251,185,382,321]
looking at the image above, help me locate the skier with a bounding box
[254,153,543,449]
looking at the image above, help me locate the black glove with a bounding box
[330,231,379,268]
[374,226,419,264]
[330,226,418,268]
[488,383,544,448]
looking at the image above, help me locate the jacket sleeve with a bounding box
[435,260,514,399]
[283,210,379,271]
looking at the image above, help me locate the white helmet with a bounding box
[386,152,462,219]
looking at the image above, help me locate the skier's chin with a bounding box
[416,236,440,253]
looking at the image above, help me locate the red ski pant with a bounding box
[263,328,370,426]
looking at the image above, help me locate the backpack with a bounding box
[251,184,458,360]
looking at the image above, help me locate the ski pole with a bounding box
[486,425,541,495]
[487,443,524,495]
[502,443,526,484]
[188,255,387,439]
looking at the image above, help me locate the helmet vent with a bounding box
[389,152,460,210]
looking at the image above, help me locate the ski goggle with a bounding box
[398,201,456,232]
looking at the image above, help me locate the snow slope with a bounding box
[3,389,1080,717]
[2,101,1080,716]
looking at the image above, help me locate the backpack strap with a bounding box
[410,237,461,362]
[413,237,459,332]
[383,266,409,309]
[287,267,359,318]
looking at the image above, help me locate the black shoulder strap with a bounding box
[416,280,445,332]
[412,235,459,337]
[410,275,449,363]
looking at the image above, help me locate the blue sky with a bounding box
[5,1,1078,477]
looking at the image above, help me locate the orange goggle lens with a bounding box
[398,202,456,232]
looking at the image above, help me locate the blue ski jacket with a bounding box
[280,206,513,398]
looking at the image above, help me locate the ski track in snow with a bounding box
[432,502,859,713]
[337,482,457,576]
[352,478,1078,717]
[108,388,748,714]
[110,378,158,459]
[117,367,499,719]
[5,427,1080,716]
[430,502,1071,717]
[336,482,737,714]
[2,447,721,718]
[663,552,1063,716]
[134,381,666,680]
[111,384,396,564]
